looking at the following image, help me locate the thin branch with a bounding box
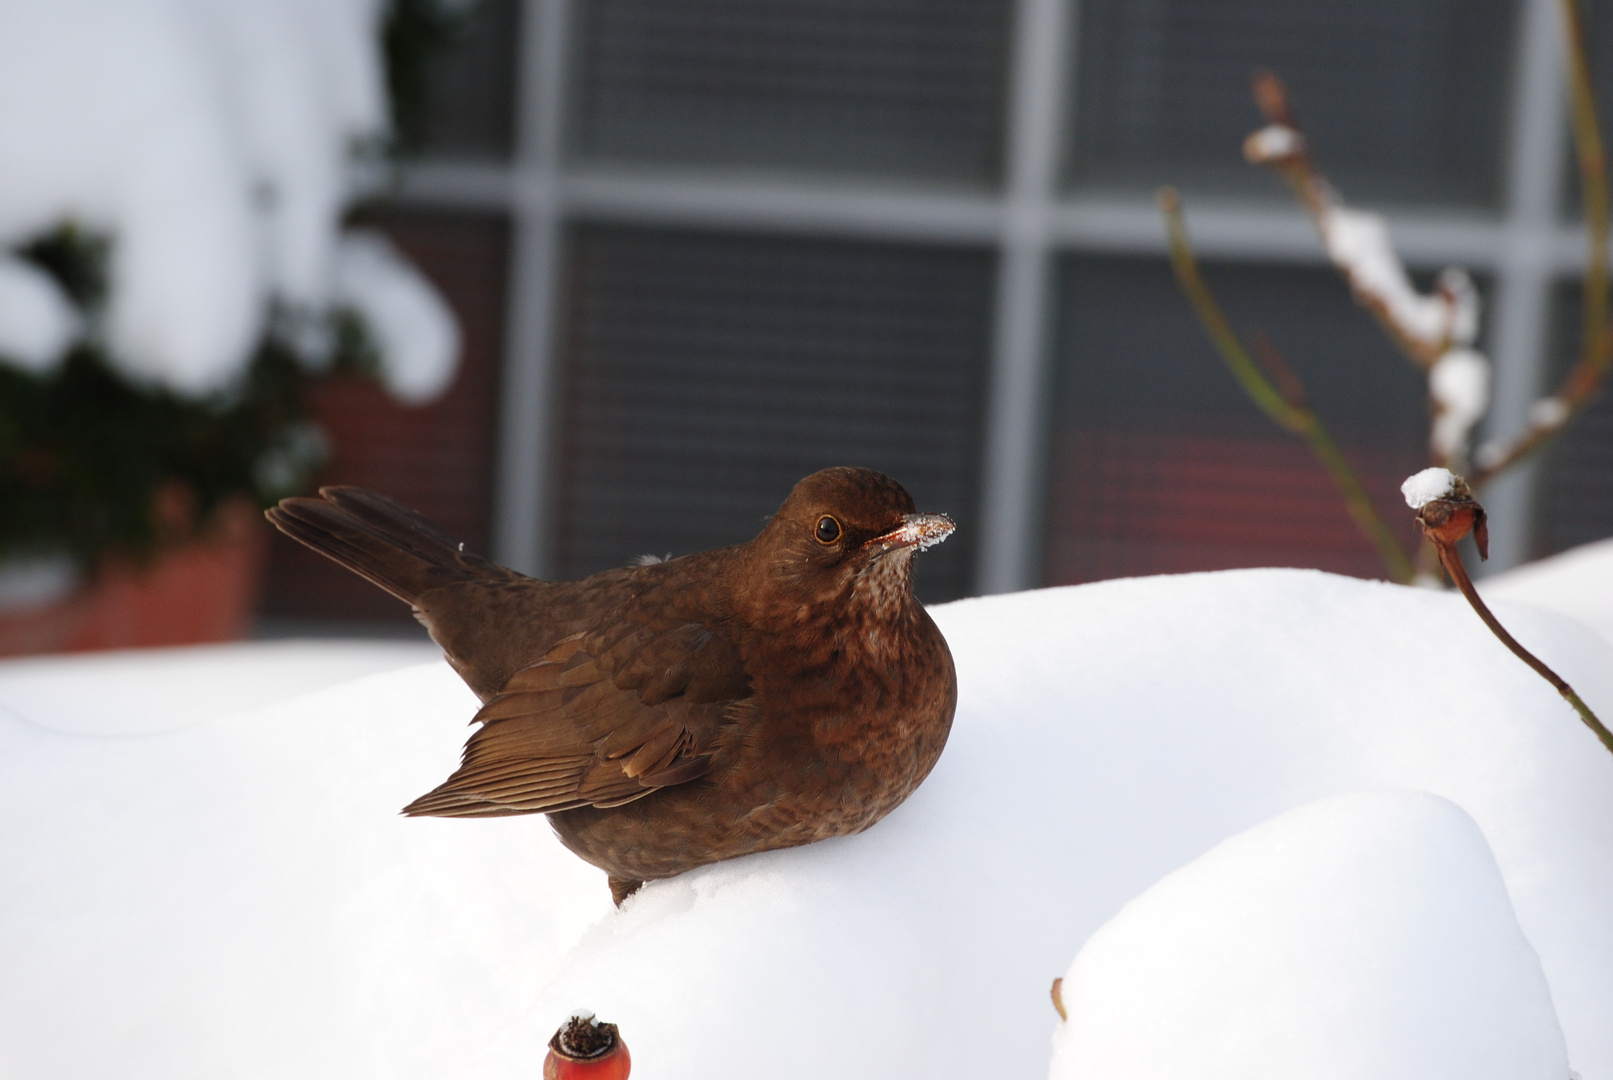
[1471,0,1613,485]
[1412,480,1613,758]
[1439,544,1612,755]
[1160,188,1417,584]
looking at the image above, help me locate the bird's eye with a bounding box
[814,515,842,544]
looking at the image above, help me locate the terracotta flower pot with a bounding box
[0,498,267,658]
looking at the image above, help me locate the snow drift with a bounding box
[1,567,1611,1079]
[1049,790,1567,1080]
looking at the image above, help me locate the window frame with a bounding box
[395,0,1584,587]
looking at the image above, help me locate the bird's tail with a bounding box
[265,487,490,607]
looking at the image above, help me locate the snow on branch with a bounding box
[1244,72,1493,472]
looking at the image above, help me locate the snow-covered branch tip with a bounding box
[1246,72,1492,469]
[0,4,460,403]
[1403,468,1612,757]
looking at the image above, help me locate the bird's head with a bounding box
[741,467,955,621]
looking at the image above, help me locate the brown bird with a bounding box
[266,467,958,904]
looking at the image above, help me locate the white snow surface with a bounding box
[0,1,457,398]
[1048,790,1567,1080]
[3,568,1613,1079]
[0,638,439,736]
[0,254,79,373]
[1401,466,1458,508]
[335,230,461,404]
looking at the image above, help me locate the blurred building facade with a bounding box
[263,0,1613,619]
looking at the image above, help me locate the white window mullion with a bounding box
[976,0,1076,594]
[1482,0,1571,571]
[491,0,573,576]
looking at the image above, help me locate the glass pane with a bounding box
[1043,256,1432,585]
[408,0,520,160]
[554,226,994,602]
[570,0,1013,184]
[1068,0,1517,209]
[1533,282,1613,554]
[262,212,511,623]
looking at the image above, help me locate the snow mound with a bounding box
[1,569,1611,1079]
[1049,790,1567,1080]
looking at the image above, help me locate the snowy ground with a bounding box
[3,554,1612,1079]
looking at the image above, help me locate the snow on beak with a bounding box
[865,513,955,554]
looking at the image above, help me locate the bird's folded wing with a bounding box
[401,620,751,817]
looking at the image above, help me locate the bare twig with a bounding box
[1406,470,1613,757]
[1161,188,1417,583]
[1471,0,1613,485]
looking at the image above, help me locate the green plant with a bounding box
[0,225,371,570]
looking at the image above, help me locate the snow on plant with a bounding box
[0,255,80,372]
[0,0,456,399]
[1400,467,1459,511]
[1240,79,1496,474]
[0,0,464,571]
[333,230,460,404]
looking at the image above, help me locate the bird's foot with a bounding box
[608,876,644,906]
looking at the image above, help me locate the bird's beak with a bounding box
[865,513,955,554]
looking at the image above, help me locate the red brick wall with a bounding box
[259,211,510,623]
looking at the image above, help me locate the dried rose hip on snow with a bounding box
[543,1013,630,1080]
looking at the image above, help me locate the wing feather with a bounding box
[402,618,749,818]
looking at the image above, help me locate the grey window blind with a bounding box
[1536,284,1613,555]
[1043,256,1430,585]
[1069,0,1517,209]
[410,0,520,160]
[554,225,994,602]
[570,0,1014,183]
